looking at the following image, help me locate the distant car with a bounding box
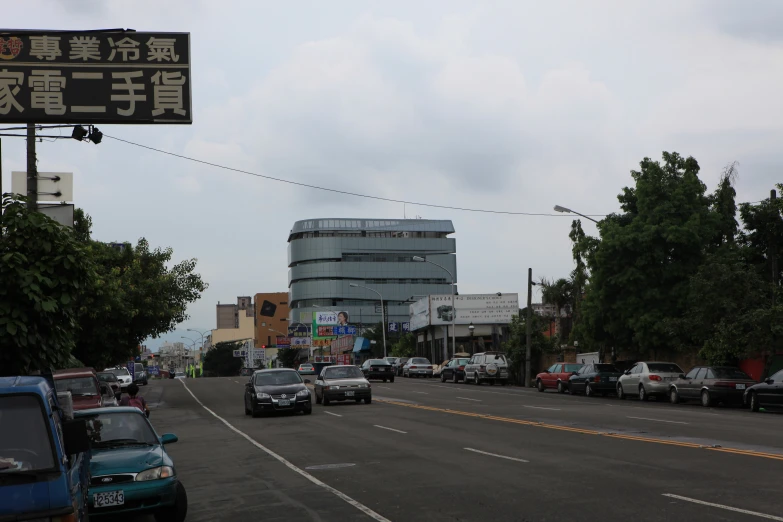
[244,368,312,417]
[297,363,317,375]
[314,365,371,405]
[76,406,187,521]
[402,358,433,378]
[392,357,410,376]
[134,362,148,386]
[54,368,103,410]
[536,363,584,393]
[670,366,757,407]
[744,369,783,412]
[360,359,395,382]
[312,361,335,376]
[439,357,472,383]
[568,363,622,396]
[174,372,186,380]
[97,371,122,400]
[99,382,119,406]
[104,367,133,390]
[464,352,510,385]
[385,357,399,366]
[617,361,684,401]
[239,367,255,377]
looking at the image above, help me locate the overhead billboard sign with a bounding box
[276,336,291,346]
[0,31,191,124]
[409,297,430,331]
[312,310,351,340]
[429,294,519,325]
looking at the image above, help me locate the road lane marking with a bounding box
[627,416,689,425]
[374,425,407,434]
[662,494,783,521]
[524,406,561,411]
[178,380,391,522]
[464,447,529,463]
[378,386,392,390]
[456,397,482,402]
[324,411,342,417]
[411,391,429,395]
[374,399,783,462]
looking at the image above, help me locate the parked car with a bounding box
[536,363,585,393]
[100,382,119,406]
[314,365,372,405]
[393,357,410,376]
[617,361,684,401]
[464,352,510,385]
[0,375,91,522]
[669,366,757,407]
[433,359,450,377]
[360,359,395,382]
[297,363,317,375]
[744,368,783,412]
[403,358,434,378]
[439,357,471,383]
[104,367,133,391]
[97,371,123,400]
[54,368,103,410]
[568,363,623,396]
[239,367,255,377]
[244,368,312,417]
[385,357,399,366]
[134,362,148,386]
[77,406,187,521]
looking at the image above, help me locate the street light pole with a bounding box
[525,268,535,388]
[412,256,456,359]
[553,205,600,224]
[350,283,387,358]
[186,328,208,351]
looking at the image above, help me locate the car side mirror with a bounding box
[765,378,774,385]
[304,379,311,384]
[544,370,550,373]
[679,374,686,379]
[160,433,178,445]
[62,419,90,455]
[571,371,579,376]
[624,370,630,375]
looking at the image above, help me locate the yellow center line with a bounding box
[375,399,783,462]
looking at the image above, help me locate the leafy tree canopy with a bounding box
[203,341,244,376]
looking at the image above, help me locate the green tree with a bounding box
[391,333,416,358]
[359,322,387,357]
[276,347,300,368]
[70,213,207,368]
[538,277,574,340]
[202,341,244,376]
[0,194,96,376]
[502,311,556,385]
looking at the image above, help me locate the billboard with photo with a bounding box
[429,294,519,325]
[312,310,351,339]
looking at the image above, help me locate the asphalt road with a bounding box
[134,376,782,522]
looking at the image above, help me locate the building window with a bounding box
[261,322,266,326]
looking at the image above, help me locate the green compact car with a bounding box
[75,406,187,521]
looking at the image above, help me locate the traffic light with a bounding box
[261,345,266,349]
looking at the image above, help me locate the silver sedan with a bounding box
[314,365,372,405]
[617,361,684,401]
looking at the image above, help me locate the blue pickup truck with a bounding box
[0,375,92,522]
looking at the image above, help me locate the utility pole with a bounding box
[26,123,37,211]
[525,268,533,387]
[771,188,779,378]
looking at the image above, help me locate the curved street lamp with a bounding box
[349,283,387,358]
[553,205,600,224]
[412,255,456,359]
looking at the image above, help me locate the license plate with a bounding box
[345,391,354,397]
[736,384,746,390]
[278,399,290,406]
[94,490,124,508]
[609,377,617,382]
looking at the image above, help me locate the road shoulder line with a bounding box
[662,493,783,521]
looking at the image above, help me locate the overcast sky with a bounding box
[4,1,782,351]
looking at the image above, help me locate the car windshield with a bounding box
[98,373,118,382]
[647,363,683,373]
[0,395,56,473]
[54,377,98,396]
[82,411,158,447]
[300,364,314,368]
[106,368,130,377]
[595,364,619,372]
[769,369,783,382]
[410,358,430,364]
[323,366,364,379]
[712,368,752,379]
[368,360,389,366]
[255,371,303,386]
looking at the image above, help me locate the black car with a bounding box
[670,366,756,406]
[568,363,623,396]
[360,359,395,382]
[244,368,312,417]
[744,368,783,412]
[439,357,471,383]
[393,357,410,376]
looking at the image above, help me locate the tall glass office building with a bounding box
[287,219,457,328]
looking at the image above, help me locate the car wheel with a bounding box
[390,376,395,383]
[617,383,626,400]
[383,379,387,383]
[749,391,760,412]
[364,397,372,404]
[700,389,712,408]
[557,381,566,394]
[475,373,481,385]
[670,388,680,404]
[355,399,362,403]
[489,380,495,386]
[585,383,594,397]
[453,373,459,384]
[315,393,322,405]
[303,403,312,415]
[244,398,251,416]
[323,396,330,406]
[154,481,187,522]
[537,379,545,392]
[251,403,261,418]
[441,373,447,383]
[639,385,648,401]
[501,380,507,386]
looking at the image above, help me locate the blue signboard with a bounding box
[402,322,410,332]
[333,326,357,336]
[388,322,399,333]
[148,366,160,376]
[126,361,135,381]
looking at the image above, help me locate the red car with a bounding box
[53,367,103,410]
[536,362,584,393]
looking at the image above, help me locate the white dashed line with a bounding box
[411,391,429,395]
[374,425,407,434]
[464,448,529,463]
[627,416,688,425]
[324,411,342,417]
[178,380,391,522]
[456,397,482,402]
[662,494,783,521]
[524,406,561,411]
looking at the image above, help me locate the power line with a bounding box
[104,134,607,218]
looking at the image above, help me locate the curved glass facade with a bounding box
[288,219,457,327]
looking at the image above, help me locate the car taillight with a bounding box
[411,365,417,369]
[648,375,662,381]
[595,376,601,383]
[427,366,432,369]
[458,366,465,370]
[714,381,734,388]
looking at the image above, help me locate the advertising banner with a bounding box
[409,297,430,331]
[276,336,291,346]
[288,324,311,337]
[312,310,350,340]
[291,337,311,347]
[429,293,519,325]
[312,339,332,347]
[337,354,351,365]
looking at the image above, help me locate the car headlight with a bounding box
[296,389,310,397]
[358,383,368,388]
[256,392,271,399]
[135,466,174,481]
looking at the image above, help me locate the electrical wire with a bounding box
[103,134,608,218]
